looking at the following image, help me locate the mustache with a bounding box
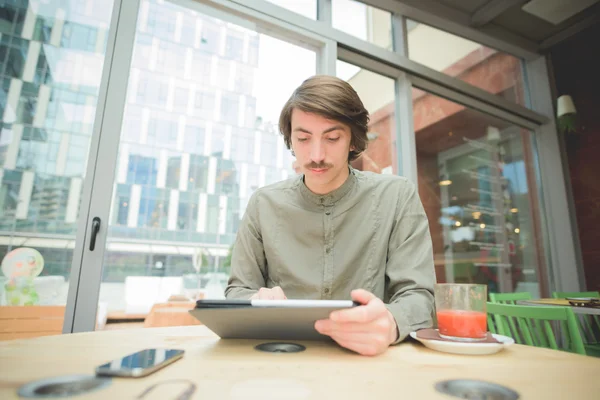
[305,162,333,169]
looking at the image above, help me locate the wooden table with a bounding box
[1,326,599,399]
[518,299,600,315]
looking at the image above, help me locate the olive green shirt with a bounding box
[225,167,436,343]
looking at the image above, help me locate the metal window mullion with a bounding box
[317,0,332,25]
[63,0,128,333]
[318,38,337,75]
[65,0,142,333]
[391,14,417,182]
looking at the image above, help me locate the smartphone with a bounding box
[95,348,184,378]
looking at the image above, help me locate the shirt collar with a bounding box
[296,166,357,206]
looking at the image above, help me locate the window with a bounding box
[165,153,181,189]
[234,63,255,94]
[188,155,209,191]
[184,123,206,155]
[0,4,26,36]
[336,60,397,174]
[102,0,316,310]
[225,34,244,61]
[191,52,212,84]
[0,0,113,318]
[413,89,543,296]
[199,21,220,55]
[407,20,527,107]
[146,2,177,39]
[127,150,158,186]
[177,194,195,231]
[147,117,178,148]
[0,35,28,79]
[211,124,226,158]
[261,134,278,167]
[231,129,255,163]
[173,86,189,109]
[332,0,392,49]
[221,92,239,124]
[193,89,215,121]
[265,0,317,19]
[216,159,237,195]
[115,195,130,226]
[206,194,220,233]
[61,22,97,52]
[138,187,170,229]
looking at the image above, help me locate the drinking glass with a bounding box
[434,283,487,341]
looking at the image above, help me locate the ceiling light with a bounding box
[522,0,598,25]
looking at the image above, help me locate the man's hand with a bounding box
[249,286,287,300]
[314,289,398,356]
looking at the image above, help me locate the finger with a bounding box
[350,289,377,305]
[257,288,272,300]
[331,292,386,323]
[328,331,380,344]
[330,302,382,323]
[315,320,372,335]
[271,286,286,300]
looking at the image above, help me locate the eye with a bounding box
[327,137,340,142]
[297,137,308,142]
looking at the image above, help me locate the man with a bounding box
[225,75,435,356]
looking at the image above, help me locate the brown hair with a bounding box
[279,75,369,162]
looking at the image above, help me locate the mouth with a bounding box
[309,168,328,174]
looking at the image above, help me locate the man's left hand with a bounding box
[314,289,399,356]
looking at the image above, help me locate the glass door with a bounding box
[0,0,114,340]
[412,89,548,299]
[70,0,323,332]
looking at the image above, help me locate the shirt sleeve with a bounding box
[385,180,436,344]
[224,192,266,299]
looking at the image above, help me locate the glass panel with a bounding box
[265,0,317,19]
[336,60,396,174]
[99,0,315,329]
[413,88,544,297]
[332,0,392,49]
[407,20,528,107]
[0,0,113,338]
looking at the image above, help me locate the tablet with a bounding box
[189,299,358,341]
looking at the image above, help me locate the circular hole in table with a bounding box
[254,342,306,353]
[435,379,519,400]
[18,375,111,398]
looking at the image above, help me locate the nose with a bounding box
[310,140,325,163]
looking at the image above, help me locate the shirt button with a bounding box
[320,198,324,204]
[325,248,330,253]
[325,212,331,215]
[324,288,330,294]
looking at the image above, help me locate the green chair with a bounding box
[553,291,600,357]
[487,302,586,355]
[488,293,533,335]
[489,292,532,304]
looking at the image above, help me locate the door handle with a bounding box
[89,217,101,251]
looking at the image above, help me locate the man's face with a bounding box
[290,109,353,194]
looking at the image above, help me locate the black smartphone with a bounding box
[95,348,184,378]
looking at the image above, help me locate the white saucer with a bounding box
[409,330,514,355]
